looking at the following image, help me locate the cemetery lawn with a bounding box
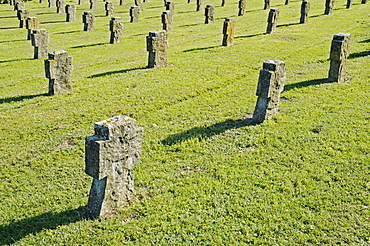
[0,0,369,244]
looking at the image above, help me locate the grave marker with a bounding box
[328,33,350,83]
[165,1,174,14]
[65,4,76,22]
[48,0,55,7]
[264,0,269,10]
[78,0,83,5]
[105,2,114,16]
[31,29,49,59]
[56,0,64,13]
[266,8,278,34]
[26,16,39,40]
[162,10,172,31]
[346,0,352,8]
[90,0,96,9]
[205,4,214,24]
[196,0,204,11]
[222,18,235,46]
[134,0,142,11]
[146,30,168,68]
[83,11,95,31]
[130,6,139,22]
[324,0,333,14]
[300,0,310,24]
[14,1,24,11]
[110,17,123,44]
[17,9,29,28]
[238,0,246,16]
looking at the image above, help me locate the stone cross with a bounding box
[48,0,55,7]
[205,4,215,24]
[90,0,96,9]
[264,0,270,10]
[285,0,289,5]
[17,9,29,28]
[26,17,39,40]
[31,29,49,59]
[130,6,139,23]
[266,8,278,34]
[40,0,44,3]
[324,0,333,14]
[119,0,124,5]
[146,30,168,68]
[65,4,76,22]
[222,18,235,46]
[221,0,226,6]
[109,17,123,44]
[44,50,73,95]
[83,11,95,31]
[14,1,24,11]
[85,116,143,219]
[299,0,310,24]
[162,10,172,31]
[134,0,143,11]
[105,2,114,16]
[165,1,174,14]
[346,0,352,8]
[196,0,204,11]
[328,33,350,83]
[56,0,64,13]
[252,60,286,124]
[238,0,246,16]
[78,0,84,5]
[361,0,367,4]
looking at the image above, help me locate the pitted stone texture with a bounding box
[110,17,123,44]
[90,0,96,9]
[264,0,269,10]
[165,1,174,13]
[78,0,84,4]
[48,0,55,7]
[162,10,172,31]
[83,11,95,31]
[324,0,333,14]
[205,4,214,24]
[56,0,64,13]
[238,0,246,16]
[222,18,235,46]
[300,0,310,23]
[66,4,76,22]
[134,0,142,11]
[266,8,278,34]
[105,2,114,16]
[31,29,49,59]
[252,60,286,124]
[44,50,73,95]
[85,116,143,218]
[146,30,168,68]
[17,9,29,28]
[14,1,24,11]
[196,0,203,11]
[130,6,139,22]
[346,0,352,8]
[328,33,350,83]
[26,17,39,40]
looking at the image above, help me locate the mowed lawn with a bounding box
[0,0,369,244]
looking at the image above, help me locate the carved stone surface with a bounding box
[196,0,203,11]
[26,17,39,40]
[146,30,168,68]
[300,0,310,23]
[14,1,24,11]
[266,8,278,34]
[165,1,174,13]
[134,0,142,11]
[105,1,114,16]
[83,11,95,31]
[48,0,55,7]
[56,0,64,13]
[110,17,123,44]
[324,0,333,14]
[78,0,83,5]
[328,33,350,83]
[65,4,76,22]
[130,6,139,23]
[252,60,286,124]
[85,116,143,218]
[44,50,73,95]
[222,17,235,46]
[264,0,269,10]
[205,4,214,24]
[17,9,29,28]
[90,0,96,9]
[162,10,172,31]
[346,0,352,8]
[221,0,226,6]
[238,0,246,16]
[31,29,49,59]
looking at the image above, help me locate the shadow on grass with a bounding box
[0,39,26,44]
[235,33,264,39]
[0,206,86,245]
[348,50,370,59]
[277,22,301,28]
[41,20,67,24]
[54,30,81,35]
[359,38,370,43]
[0,57,34,64]
[183,45,218,52]
[88,66,146,78]
[0,26,18,30]
[161,118,255,145]
[71,42,106,49]
[0,93,48,104]
[0,15,16,19]
[284,78,329,92]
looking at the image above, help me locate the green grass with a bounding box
[0,0,369,244]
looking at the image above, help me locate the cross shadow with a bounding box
[0,39,26,44]
[235,33,264,39]
[161,118,255,145]
[277,22,300,28]
[41,20,66,24]
[359,38,370,43]
[0,93,48,104]
[178,23,202,28]
[88,66,146,78]
[0,206,87,245]
[0,15,16,19]
[0,26,18,30]
[348,50,370,59]
[183,45,218,52]
[36,12,56,15]
[0,57,34,64]
[283,78,329,92]
[71,42,106,49]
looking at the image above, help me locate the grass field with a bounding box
[0,0,369,244]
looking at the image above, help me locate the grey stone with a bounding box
[346,0,352,8]
[119,0,124,5]
[14,1,24,10]
[130,6,139,23]
[110,17,123,44]
[31,29,49,59]
[44,50,73,95]
[146,30,168,68]
[264,0,269,10]
[162,10,172,31]
[83,11,95,31]
[134,0,142,11]
[252,60,286,124]
[324,0,333,14]
[205,4,214,24]
[165,1,174,13]
[238,0,246,16]
[78,0,83,5]
[17,9,29,28]
[65,4,76,22]
[85,116,143,218]
[90,0,96,9]
[48,0,55,7]
[328,33,350,83]
[266,8,278,34]
[222,17,235,46]
[361,0,367,4]
[299,0,310,24]
[56,0,64,13]
[105,2,114,16]
[285,0,289,5]
[196,0,203,11]
[26,16,39,40]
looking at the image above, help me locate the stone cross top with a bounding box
[146,30,168,68]
[328,33,350,83]
[222,18,235,46]
[30,28,49,59]
[85,116,143,218]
